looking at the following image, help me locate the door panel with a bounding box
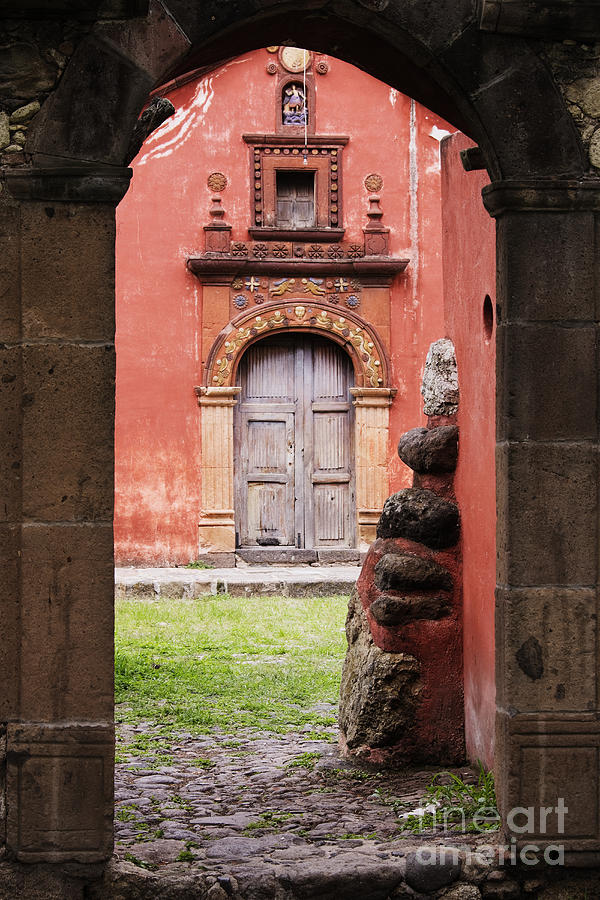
[313,412,348,472]
[247,482,290,545]
[306,340,354,548]
[243,344,295,400]
[313,483,348,543]
[235,335,355,550]
[239,411,295,545]
[236,339,296,546]
[247,419,287,472]
[313,341,348,399]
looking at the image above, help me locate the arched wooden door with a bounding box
[234,334,356,552]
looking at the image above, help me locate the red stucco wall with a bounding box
[441,133,497,768]
[115,50,453,565]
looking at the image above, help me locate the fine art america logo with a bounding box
[413,800,568,867]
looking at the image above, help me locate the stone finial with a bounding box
[421,339,459,416]
[208,195,226,223]
[204,196,232,253]
[363,194,389,256]
[366,194,384,225]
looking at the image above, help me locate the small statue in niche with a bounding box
[283,83,307,125]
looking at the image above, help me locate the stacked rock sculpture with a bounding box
[340,340,465,766]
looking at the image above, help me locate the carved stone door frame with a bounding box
[196,325,394,565]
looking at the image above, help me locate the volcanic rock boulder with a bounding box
[370,593,451,627]
[339,591,422,750]
[421,338,459,416]
[405,850,462,892]
[376,488,460,549]
[397,425,459,474]
[127,96,175,162]
[374,552,453,592]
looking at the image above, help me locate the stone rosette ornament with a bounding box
[207,172,227,191]
[364,173,383,192]
[230,241,248,257]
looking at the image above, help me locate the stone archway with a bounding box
[2,0,599,884]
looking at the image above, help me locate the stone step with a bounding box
[115,566,359,599]
[236,548,361,565]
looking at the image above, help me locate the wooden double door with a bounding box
[235,334,356,550]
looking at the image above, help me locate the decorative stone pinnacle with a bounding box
[204,196,232,253]
[366,194,384,227]
[363,194,389,256]
[209,195,226,223]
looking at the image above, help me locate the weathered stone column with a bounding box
[484,178,600,859]
[194,386,241,566]
[2,166,130,865]
[350,387,396,548]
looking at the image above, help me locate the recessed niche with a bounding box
[483,294,494,341]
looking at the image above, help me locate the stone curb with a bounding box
[115,566,358,599]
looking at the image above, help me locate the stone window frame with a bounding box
[243,133,348,242]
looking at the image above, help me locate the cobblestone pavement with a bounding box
[113,715,500,897]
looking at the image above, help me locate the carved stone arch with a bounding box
[204,302,391,389]
[23,1,585,179]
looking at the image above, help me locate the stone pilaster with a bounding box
[2,165,131,863]
[195,386,241,565]
[483,177,600,857]
[350,387,396,547]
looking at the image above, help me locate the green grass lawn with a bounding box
[115,595,349,735]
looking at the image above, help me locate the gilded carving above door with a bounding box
[205,302,390,389]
